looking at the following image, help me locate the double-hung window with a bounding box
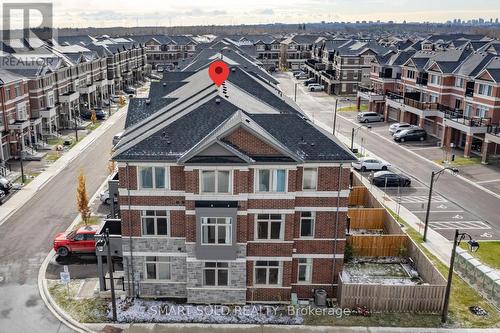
[455,77,464,88]
[139,166,167,189]
[430,75,441,85]
[254,261,281,285]
[302,168,318,190]
[478,83,493,96]
[464,104,473,117]
[201,170,231,193]
[477,105,488,118]
[203,262,229,286]
[256,214,283,240]
[297,258,313,283]
[144,256,171,280]
[141,210,169,236]
[300,212,315,238]
[201,217,232,245]
[257,169,286,192]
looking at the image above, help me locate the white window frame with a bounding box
[254,261,282,286]
[16,102,28,120]
[302,167,318,191]
[299,212,315,238]
[203,262,229,287]
[297,258,313,283]
[144,256,172,281]
[255,169,287,193]
[255,214,284,240]
[477,105,488,118]
[141,210,169,236]
[138,166,169,190]
[201,217,232,245]
[455,77,464,88]
[478,83,492,96]
[200,169,232,194]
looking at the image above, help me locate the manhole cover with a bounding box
[469,306,488,317]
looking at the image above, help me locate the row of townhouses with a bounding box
[0,36,150,162]
[357,40,500,162]
[111,39,356,304]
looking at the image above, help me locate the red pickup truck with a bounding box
[53,225,99,257]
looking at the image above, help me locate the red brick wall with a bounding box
[118,166,137,189]
[317,167,350,191]
[223,127,282,156]
[170,166,185,190]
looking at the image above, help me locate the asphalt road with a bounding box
[0,113,126,333]
[276,72,500,241]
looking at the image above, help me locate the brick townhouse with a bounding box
[306,39,393,95]
[226,35,282,71]
[0,35,150,163]
[112,58,355,304]
[279,35,325,70]
[0,69,32,162]
[360,40,500,161]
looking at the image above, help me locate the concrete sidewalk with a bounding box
[0,105,127,226]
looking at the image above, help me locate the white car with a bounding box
[308,84,324,92]
[352,157,391,172]
[389,123,417,135]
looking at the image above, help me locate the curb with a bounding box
[37,175,114,333]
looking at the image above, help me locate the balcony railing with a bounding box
[487,125,500,136]
[386,93,449,112]
[358,85,384,95]
[444,109,491,128]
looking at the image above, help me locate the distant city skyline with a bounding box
[2,0,500,28]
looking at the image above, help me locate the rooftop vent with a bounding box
[162,82,167,87]
[215,98,221,104]
[145,99,151,105]
[231,67,236,72]
[245,118,251,123]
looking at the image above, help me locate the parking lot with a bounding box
[357,169,498,241]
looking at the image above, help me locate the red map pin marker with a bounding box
[208,60,229,87]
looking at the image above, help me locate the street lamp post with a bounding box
[423,167,459,242]
[441,229,479,323]
[96,228,117,322]
[350,125,371,151]
[73,107,79,142]
[294,82,298,102]
[16,133,25,184]
[333,99,338,135]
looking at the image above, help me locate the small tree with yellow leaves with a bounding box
[76,170,91,225]
[90,110,97,124]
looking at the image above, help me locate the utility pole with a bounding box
[333,99,338,135]
[350,127,355,151]
[294,83,297,102]
[73,108,79,142]
[17,133,24,184]
[423,171,435,242]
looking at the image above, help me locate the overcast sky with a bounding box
[3,0,500,28]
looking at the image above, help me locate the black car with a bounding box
[371,171,411,187]
[124,86,136,95]
[80,109,106,120]
[393,128,427,142]
[303,78,316,86]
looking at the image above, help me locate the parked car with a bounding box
[112,131,123,147]
[357,112,384,123]
[0,189,6,203]
[80,108,106,120]
[110,95,121,103]
[389,123,415,135]
[393,128,427,142]
[352,157,391,172]
[371,171,411,187]
[295,72,309,79]
[303,78,316,86]
[308,83,324,92]
[291,70,302,76]
[0,176,13,194]
[99,190,118,205]
[124,86,136,95]
[53,225,99,257]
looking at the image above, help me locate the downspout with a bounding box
[332,163,343,300]
[126,162,135,297]
[0,85,5,163]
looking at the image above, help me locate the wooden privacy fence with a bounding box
[348,208,385,229]
[348,235,408,257]
[349,186,368,206]
[338,276,446,313]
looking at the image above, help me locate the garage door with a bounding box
[387,106,399,122]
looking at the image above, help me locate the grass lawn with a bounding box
[44,151,62,162]
[14,172,40,185]
[73,216,101,229]
[48,280,107,323]
[46,137,64,146]
[460,241,500,269]
[86,122,102,132]
[434,156,481,167]
[337,104,368,112]
[387,209,500,328]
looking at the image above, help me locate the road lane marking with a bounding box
[398,195,447,204]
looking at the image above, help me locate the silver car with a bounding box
[357,112,384,123]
